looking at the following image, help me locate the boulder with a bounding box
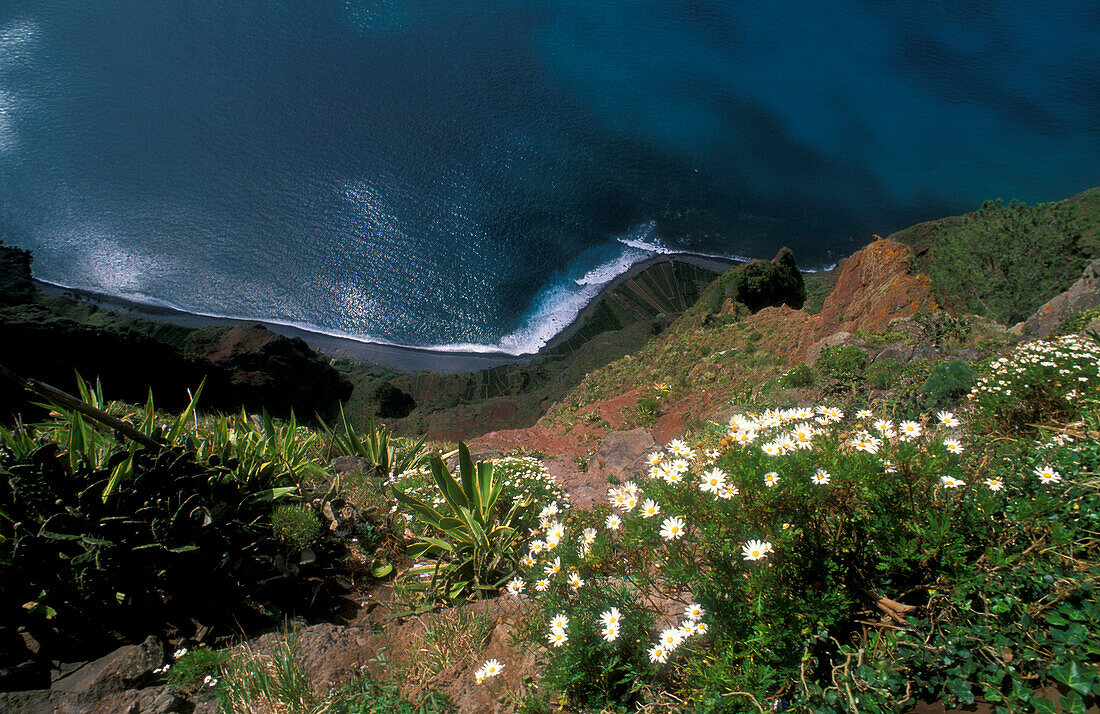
[873,343,914,364]
[86,686,182,714]
[804,331,865,365]
[0,690,52,714]
[50,636,165,713]
[590,428,658,482]
[1011,259,1100,337]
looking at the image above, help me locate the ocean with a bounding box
[1,1,1097,354]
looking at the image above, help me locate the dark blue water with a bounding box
[1,1,1097,354]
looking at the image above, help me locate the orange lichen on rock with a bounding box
[804,237,936,348]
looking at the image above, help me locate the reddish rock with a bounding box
[1011,258,1100,337]
[805,238,936,348]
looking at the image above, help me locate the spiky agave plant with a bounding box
[392,442,529,607]
[321,405,427,481]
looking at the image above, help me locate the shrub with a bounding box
[779,364,815,388]
[1059,307,1100,335]
[913,310,971,349]
[272,504,322,552]
[216,637,329,714]
[516,577,656,709]
[395,454,567,539]
[393,444,533,609]
[635,397,662,426]
[814,345,866,392]
[342,653,455,713]
[165,645,230,692]
[867,358,904,390]
[700,247,805,316]
[0,439,290,658]
[967,335,1100,432]
[922,359,978,409]
[490,404,1100,711]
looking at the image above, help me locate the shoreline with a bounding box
[34,252,740,375]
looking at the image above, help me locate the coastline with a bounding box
[34,252,740,375]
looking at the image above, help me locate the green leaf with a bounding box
[248,486,297,502]
[1051,661,1094,696]
[1032,697,1057,714]
[166,379,205,444]
[1046,611,1069,626]
[1059,692,1087,714]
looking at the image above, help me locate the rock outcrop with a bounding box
[0,242,35,306]
[1011,259,1100,337]
[698,246,806,317]
[806,237,937,344]
[184,323,352,418]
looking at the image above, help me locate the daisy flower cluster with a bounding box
[544,605,640,649]
[647,602,709,664]
[967,334,1100,417]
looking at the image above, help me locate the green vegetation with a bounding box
[780,363,816,388]
[392,444,532,609]
[165,645,231,692]
[322,406,428,480]
[867,357,904,390]
[504,336,1100,711]
[698,246,805,315]
[5,189,1100,711]
[814,344,867,394]
[272,503,323,552]
[897,196,1097,325]
[216,637,329,714]
[921,359,978,409]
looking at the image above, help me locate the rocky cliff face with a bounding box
[0,242,35,306]
[1011,259,1100,337]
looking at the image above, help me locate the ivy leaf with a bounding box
[1059,691,1087,714]
[1051,661,1094,696]
[1031,696,1057,714]
[1046,611,1069,626]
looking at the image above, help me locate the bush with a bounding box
[272,504,322,552]
[165,645,230,692]
[867,358,904,390]
[395,454,567,539]
[922,359,978,409]
[0,440,289,661]
[1059,307,1100,334]
[779,364,815,388]
[967,334,1100,433]
[516,577,656,709]
[814,345,866,391]
[393,444,541,609]
[216,637,328,714]
[492,404,1100,711]
[700,247,805,316]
